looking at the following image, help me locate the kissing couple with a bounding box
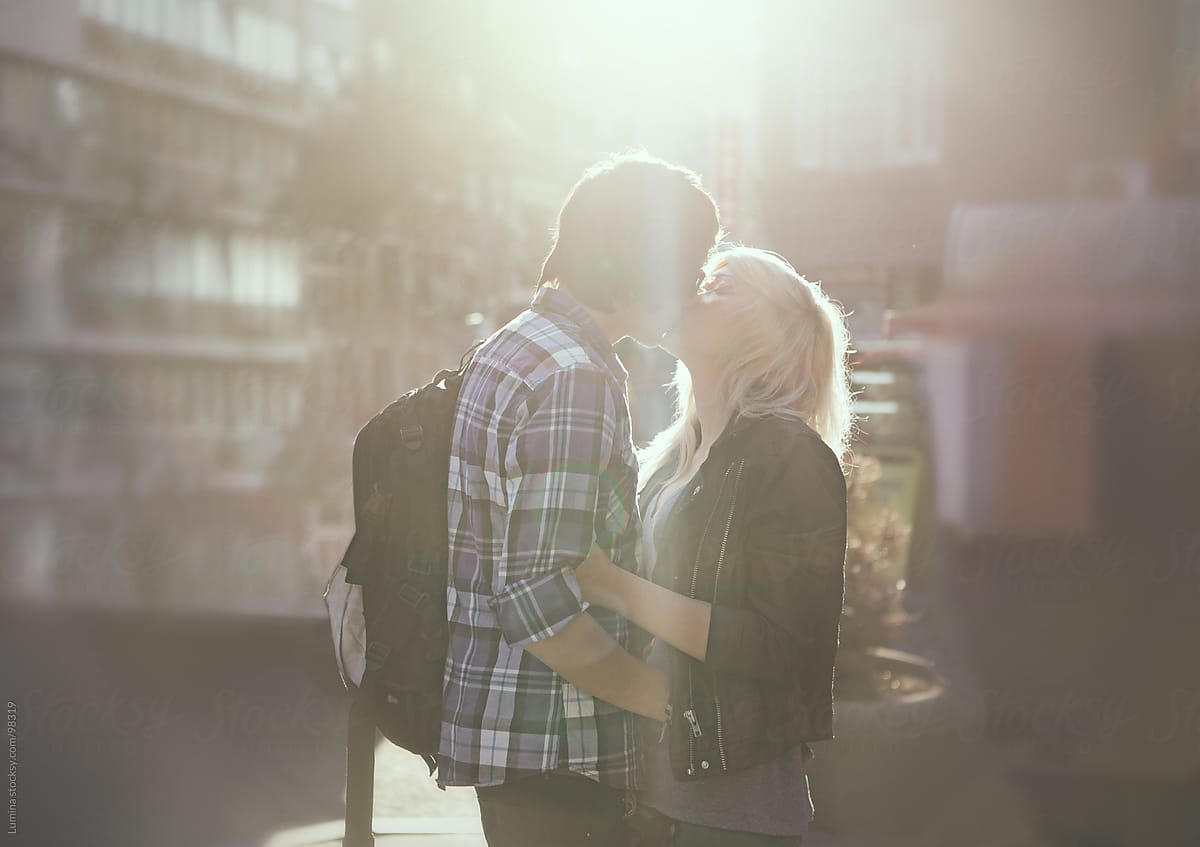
[439,153,852,847]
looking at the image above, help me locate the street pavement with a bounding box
[13,599,1197,846]
[2,603,387,847]
[4,602,869,847]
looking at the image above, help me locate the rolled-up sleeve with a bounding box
[489,366,617,647]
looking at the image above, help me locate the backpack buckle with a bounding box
[365,641,392,671]
[397,583,426,608]
[400,425,424,451]
[363,485,389,517]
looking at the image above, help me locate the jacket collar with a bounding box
[639,413,753,507]
[714,411,756,442]
[531,284,628,384]
[703,410,757,456]
[675,411,817,473]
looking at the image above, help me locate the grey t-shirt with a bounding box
[638,478,815,837]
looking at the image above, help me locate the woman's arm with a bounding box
[581,433,848,682]
[577,548,713,661]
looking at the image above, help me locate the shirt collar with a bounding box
[531,285,628,384]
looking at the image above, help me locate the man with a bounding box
[439,153,722,847]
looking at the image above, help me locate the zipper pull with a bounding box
[682,709,703,738]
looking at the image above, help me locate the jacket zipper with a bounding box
[710,459,744,773]
[684,462,737,776]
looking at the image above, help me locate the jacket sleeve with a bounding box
[703,434,847,682]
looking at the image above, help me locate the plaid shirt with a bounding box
[438,285,643,789]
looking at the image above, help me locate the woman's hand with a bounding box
[577,544,713,662]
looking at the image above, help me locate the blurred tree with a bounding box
[282,65,479,235]
[269,31,501,563]
[840,455,918,653]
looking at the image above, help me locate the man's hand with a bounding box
[522,611,670,722]
[576,546,625,613]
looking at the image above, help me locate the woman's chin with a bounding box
[659,328,686,357]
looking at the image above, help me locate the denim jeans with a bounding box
[626,801,804,847]
[475,771,632,847]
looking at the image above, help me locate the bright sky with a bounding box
[487,0,767,165]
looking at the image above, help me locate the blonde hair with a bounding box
[638,246,855,492]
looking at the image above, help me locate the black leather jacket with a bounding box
[641,413,847,780]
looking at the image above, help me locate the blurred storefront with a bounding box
[887,197,1200,839]
[761,2,1200,840]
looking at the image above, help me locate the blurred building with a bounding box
[0,0,361,614]
[759,2,1200,840]
[0,0,644,617]
[759,0,1200,468]
[762,0,1199,340]
[760,2,949,346]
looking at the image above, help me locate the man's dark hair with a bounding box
[539,152,722,312]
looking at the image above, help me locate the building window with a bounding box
[190,368,215,430]
[792,19,942,171]
[227,231,299,312]
[884,23,943,166]
[0,62,49,136]
[791,39,831,170]
[149,226,176,299]
[1177,1,1200,150]
[112,221,153,298]
[192,228,229,303]
[199,0,235,63]
[0,202,29,323]
[82,0,297,85]
[62,214,114,314]
[267,238,301,309]
[62,217,299,321]
[230,232,266,307]
[159,0,190,50]
[230,368,254,428]
[233,7,297,82]
[54,77,85,127]
[181,368,199,429]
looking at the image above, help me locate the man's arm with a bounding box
[488,366,668,720]
[524,612,669,720]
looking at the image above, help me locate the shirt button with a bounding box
[700,760,710,770]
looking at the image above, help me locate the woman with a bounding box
[577,246,854,845]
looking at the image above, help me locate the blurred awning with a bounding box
[888,199,1200,337]
[946,199,1200,287]
[764,174,950,267]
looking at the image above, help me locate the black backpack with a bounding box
[323,343,478,847]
